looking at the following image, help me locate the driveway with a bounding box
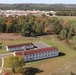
[0,53,13,58]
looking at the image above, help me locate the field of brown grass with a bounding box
[56,16,76,21]
[52,56,76,75]
[0,33,39,40]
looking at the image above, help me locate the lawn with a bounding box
[55,16,76,21]
[52,56,76,75]
[1,35,76,75]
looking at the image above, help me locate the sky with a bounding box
[0,0,76,4]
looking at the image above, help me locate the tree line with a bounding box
[1,4,76,11]
[0,15,62,36]
[0,15,76,44]
[56,11,76,16]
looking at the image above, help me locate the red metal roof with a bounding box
[15,47,58,55]
[7,43,33,48]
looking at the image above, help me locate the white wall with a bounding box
[24,50,58,61]
[6,45,34,52]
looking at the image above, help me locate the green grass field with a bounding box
[55,16,76,21]
[2,35,76,75]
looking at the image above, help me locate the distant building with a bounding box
[4,10,27,17]
[6,43,34,52]
[14,47,59,61]
[0,9,56,17]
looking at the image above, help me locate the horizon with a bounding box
[0,3,75,4]
[0,0,76,4]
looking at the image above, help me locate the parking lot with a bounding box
[33,42,51,49]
